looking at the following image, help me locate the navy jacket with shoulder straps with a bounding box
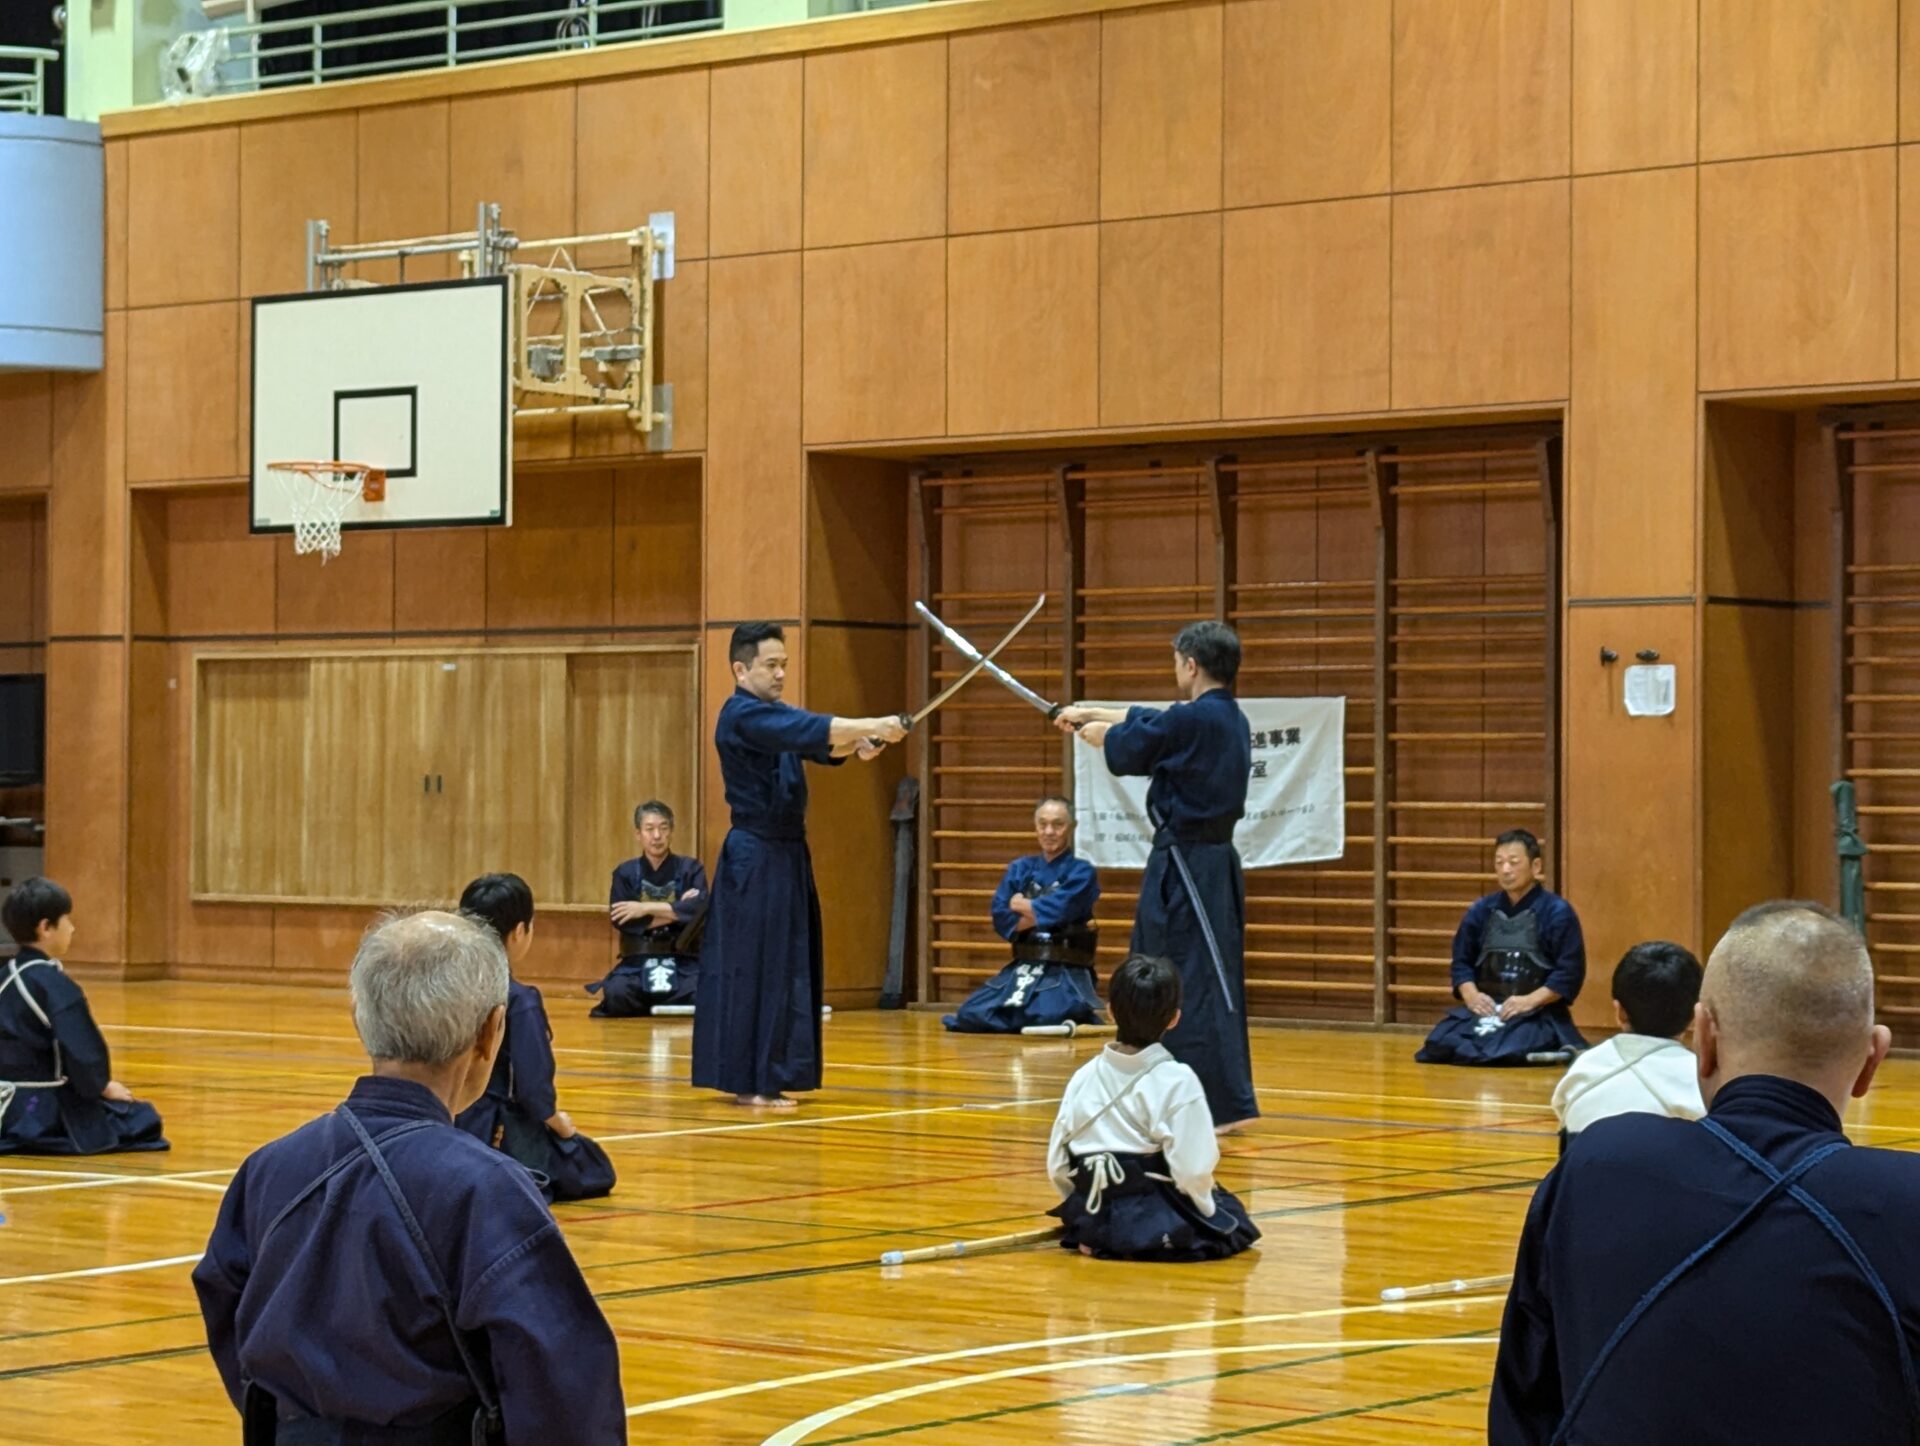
[1491,1074,1920,1444]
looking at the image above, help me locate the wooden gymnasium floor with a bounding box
[12,987,1920,1443]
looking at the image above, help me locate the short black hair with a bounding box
[1109,953,1182,1047]
[730,622,785,669]
[1495,828,1542,861]
[3,877,72,947]
[1034,795,1076,822]
[634,799,675,828]
[458,872,535,943]
[1611,940,1704,1038]
[1172,621,1240,685]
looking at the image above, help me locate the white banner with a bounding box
[1073,697,1347,870]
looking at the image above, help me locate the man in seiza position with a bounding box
[943,795,1102,1034]
[692,623,908,1109]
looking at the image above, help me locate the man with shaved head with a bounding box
[194,909,626,1443]
[1490,901,1920,1443]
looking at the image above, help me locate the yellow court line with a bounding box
[595,1098,1050,1145]
[0,1253,205,1288]
[627,1293,1508,1417]
[759,1334,1502,1446]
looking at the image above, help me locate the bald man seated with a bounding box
[1490,901,1920,1444]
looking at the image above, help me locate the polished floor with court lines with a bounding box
[15,985,1919,1443]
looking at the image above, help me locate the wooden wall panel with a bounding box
[0,373,52,495]
[303,657,401,903]
[1569,167,1696,598]
[277,532,396,636]
[450,653,570,901]
[707,252,802,620]
[44,642,127,964]
[450,88,577,245]
[1100,2,1223,219]
[1224,0,1390,207]
[1571,0,1697,173]
[127,128,239,308]
[484,470,616,632]
[238,114,358,299]
[1561,606,1697,1027]
[1901,146,1920,378]
[946,226,1098,436]
[1703,405,1795,600]
[803,38,947,249]
[125,303,243,484]
[1699,149,1896,391]
[124,641,171,966]
[104,140,127,313]
[270,908,375,983]
[1392,0,1571,190]
[1222,197,1390,419]
[162,490,276,639]
[1391,181,1571,410]
[1907,0,1920,140]
[393,532,487,634]
[566,649,700,901]
[1099,212,1222,425]
[193,657,308,897]
[807,455,909,626]
[1790,414,1838,903]
[0,498,46,650]
[1699,0,1897,162]
[948,19,1099,234]
[48,317,125,639]
[1702,604,1797,941]
[613,461,702,629]
[802,240,946,444]
[511,910,616,992]
[709,59,802,257]
[576,68,710,264]
[356,102,451,285]
[804,624,908,1004]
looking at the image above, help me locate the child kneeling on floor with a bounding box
[1047,953,1259,1261]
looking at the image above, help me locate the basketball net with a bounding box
[269,462,382,563]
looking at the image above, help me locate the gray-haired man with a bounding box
[193,909,625,1444]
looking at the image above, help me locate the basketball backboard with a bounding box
[250,276,512,536]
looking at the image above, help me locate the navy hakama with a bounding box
[1491,1075,1920,1444]
[1050,1151,1261,1262]
[589,851,707,1016]
[1103,688,1259,1125]
[455,980,615,1203]
[1415,885,1589,1067]
[944,849,1103,1034]
[0,947,168,1156]
[194,1075,625,1444]
[691,689,840,1098]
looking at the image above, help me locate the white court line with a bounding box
[0,1253,204,1288]
[0,1167,234,1199]
[627,1293,1506,1417]
[0,1166,124,1180]
[595,1097,1048,1145]
[760,1334,1501,1446]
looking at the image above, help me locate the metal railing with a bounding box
[190,2,722,97]
[0,47,59,116]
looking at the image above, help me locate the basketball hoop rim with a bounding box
[267,460,387,494]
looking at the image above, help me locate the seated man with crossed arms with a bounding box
[944,796,1102,1034]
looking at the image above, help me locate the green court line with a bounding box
[0,1343,206,1383]
[0,1310,201,1346]
[1158,1383,1486,1444]
[807,1329,1497,1445]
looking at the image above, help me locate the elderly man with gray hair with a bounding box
[1491,900,1920,1444]
[194,909,625,1444]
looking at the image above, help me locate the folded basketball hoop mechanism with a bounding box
[269,461,386,562]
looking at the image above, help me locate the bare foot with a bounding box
[732,1093,799,1110]
[1214,1118,1253,1137]
[1077,1244,1095,1257]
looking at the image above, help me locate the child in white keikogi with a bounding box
[1552,940,1705,1153]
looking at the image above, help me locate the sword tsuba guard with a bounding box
[897,713,913,733]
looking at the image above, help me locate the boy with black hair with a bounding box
[0,877,168,1154]
[454,872,615,1202]
[1552,940,1705,1150]
[1046,954,1259,1261]
[591,799,709,1016]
